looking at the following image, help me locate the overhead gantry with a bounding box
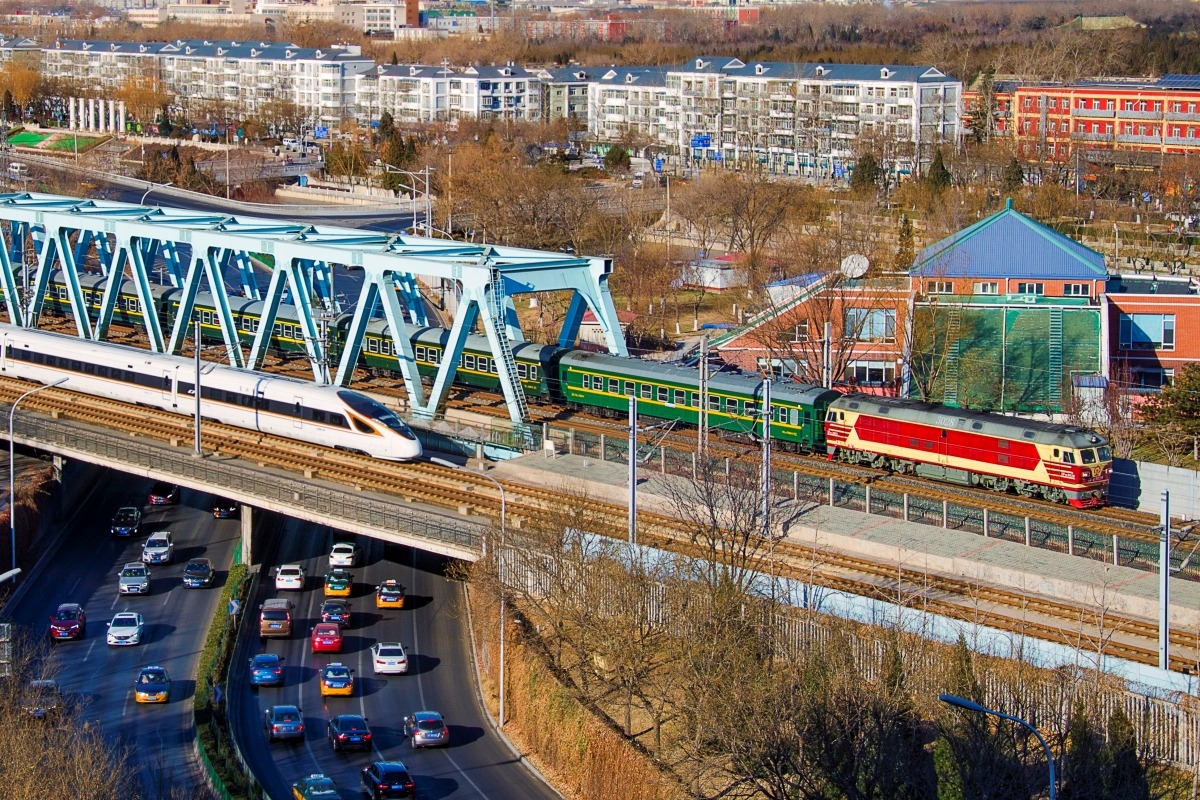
[0,191,629,423]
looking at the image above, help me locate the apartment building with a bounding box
[535,66,592,124]
[586,66,670,143]
[659,57,961,178]
[966,75,1200,162]
[0,34,38,65]
[43,38,373,124]
[356,62,541,123]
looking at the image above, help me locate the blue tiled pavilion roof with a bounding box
[911,199,1106,279]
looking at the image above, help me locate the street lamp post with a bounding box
[382,163,433,234]
[9,378,68,572]
[939,693,1056,800]
[431,457,507,726]
[140,181,173,205]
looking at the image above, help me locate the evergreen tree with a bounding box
[850,152,881,194]
[1060,703,1105,800]
[377,111,396,145]
[1141,362,1200,459]
[389,51,398,66]
[1102,709,1150,800]
[604,145,630,173]
[1002,158,1025,193]
[894,214,915,272]
[926,148,952,193]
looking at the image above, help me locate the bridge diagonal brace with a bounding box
[54,226,98,340]
[420,300,478,421]
[125,236,167,352]
[0,221,22,326]
[168,246,219,354]
[95,245,131,341]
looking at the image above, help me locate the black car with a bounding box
[211,498,239,518]
[319,600,352,626]
[327,714,372,752]
[147,482,180,505]
[182,558,215,588]
[110,506,142,537]
[264,704,304,742]
[360,761,416,799]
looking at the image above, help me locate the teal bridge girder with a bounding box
[0,191,628,423]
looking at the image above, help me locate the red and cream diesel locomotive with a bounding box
[825,394,1111,508]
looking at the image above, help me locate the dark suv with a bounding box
[360,761,416,799]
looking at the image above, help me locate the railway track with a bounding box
[2,377,1193,674]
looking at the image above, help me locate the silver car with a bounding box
[402,711,449,748]
[117,562,151,595]
[141,532,174,565]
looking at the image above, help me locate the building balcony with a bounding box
[1117,109,1163,120]
[1165,111,1200,122]
[1117,133,1164,144]
[1163,136,1200,146]
[1073,131,1114,141]
[1072,107,1114,118]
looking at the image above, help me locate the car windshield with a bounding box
[340,718,367,731]
[337,391,416,439]
[315,625,338,636]
[185,562,210,574]
[325,667,350,679]
[323,603,346,613]
[112,617,137,628]
[147,537,168,547]
[276,709,300,722]
[378,647,404,657]
[122,566,146,578]
[54,608,79,621]
[279,568,300,576]
[262,610,288,621]
[379,767,409,780]
[417,719,443,731]
[253,655,278,667]
[140,670,166,683]
[114,510,136,522]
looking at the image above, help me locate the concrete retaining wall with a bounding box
[1111,458,1200,519]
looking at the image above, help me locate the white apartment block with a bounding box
[356,62,541,123]
[42,39,373,125]
[658,56,961,177]
[586,66,671,142]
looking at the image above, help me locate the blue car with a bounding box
[248,653,284,687]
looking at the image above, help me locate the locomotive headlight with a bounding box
[1081,469,1092,481]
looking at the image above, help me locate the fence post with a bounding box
[942,500,948,528]
[660,446,665,474]
[599,434,606,461]
[567,427,575,455]
[1025,517,1031,547]
[903,494,909,522]
[864,485,871,514]
[793,472,799,501]
[829,477,835,507]
[1113,534,1120,565]
[1068,525,1074,556]
[692,451,696,481]
[983,508,989,537]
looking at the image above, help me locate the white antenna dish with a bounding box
[840,254,869,280]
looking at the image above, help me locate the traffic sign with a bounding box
[690,134,711,148]
[654,158,663,173]
[228,598,241,617]
[313,126,329,140]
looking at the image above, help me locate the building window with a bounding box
[843,360,895,385]
[974,282,999,295]
[791,320,809,342]
[1119,313,1175,350]
[844,308,896,342]
[1133,368,1174,391]
[1016,282,1044,295]
[927,281,953,294]
[1064,283,1090,297]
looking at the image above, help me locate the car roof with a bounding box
[314,622,340,631]
[332,542,355,549]
[113,612,140,619]
[253,652,280,661]
[56,602,82,610]
[375,641,403,648]
[412,711,442,720]
[279,564,303,570]
[187,558,213,565]
[324,662,350,671]
[271,704,301,713]
[116,506,139,513]
[122,561,146,568]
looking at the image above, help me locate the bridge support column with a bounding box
[51,455,63,482]
[239,505,253,565]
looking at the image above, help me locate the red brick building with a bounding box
[1103,274,1200,392]
[965,76,1200,162]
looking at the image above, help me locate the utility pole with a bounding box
[761,378,772,540]
[628,395,637,545]
[1160,490,1171,671]
[698,334,709,460]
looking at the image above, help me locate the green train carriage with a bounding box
[556,349,839,451]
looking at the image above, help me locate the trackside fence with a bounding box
[546,425,1200,583]
[500,542,1200,768]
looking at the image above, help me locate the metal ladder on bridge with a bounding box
[942,306,962,406]
[1047,307,1063,406]
[488,269,529,421]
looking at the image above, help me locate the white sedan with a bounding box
[274,564,305,591]
[106,612,145,646]
[370,641,409,675]
[329,543,359,568]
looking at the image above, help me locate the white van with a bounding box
[7,162,28,179]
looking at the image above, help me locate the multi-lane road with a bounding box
[5,461,238,797]
[4,461,559,800]
[231,519,556,799]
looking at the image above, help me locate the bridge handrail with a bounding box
[5,407,484,555]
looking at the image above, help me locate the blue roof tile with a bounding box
[911,199,1106,279]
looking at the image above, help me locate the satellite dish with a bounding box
[840,254,869,280]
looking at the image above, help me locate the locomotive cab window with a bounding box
[1063,451,1076,464]
[415,345,427,360]
[1081,449,1096,464]
[516,363,528,379]
[624,381,635,396]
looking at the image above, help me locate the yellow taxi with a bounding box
[375,579,406,609]
[319,663,354,697]
[323,569,353,598]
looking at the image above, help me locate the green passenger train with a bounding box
[20,271,842,450]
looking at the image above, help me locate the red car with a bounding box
[49,603,86,642]
[147,482,181,505]
[311,622,343,654]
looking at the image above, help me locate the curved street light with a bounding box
[9,378,68,573]
[431,456,506,726]
[938,693,1056,800]
[140,180,173,205]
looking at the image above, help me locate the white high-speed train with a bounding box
[0,327,423,461]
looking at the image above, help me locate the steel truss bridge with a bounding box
[0,191,628,422]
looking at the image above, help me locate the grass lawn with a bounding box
[8,131,48,146]
[45,135,105,152]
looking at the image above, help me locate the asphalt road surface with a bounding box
[231,518,557,800]
[4,463,238,798]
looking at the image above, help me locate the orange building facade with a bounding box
[965,77,1200,162]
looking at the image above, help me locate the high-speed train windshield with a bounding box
[337,391,417,439]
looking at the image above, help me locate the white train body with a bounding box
[0,328,422,461]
